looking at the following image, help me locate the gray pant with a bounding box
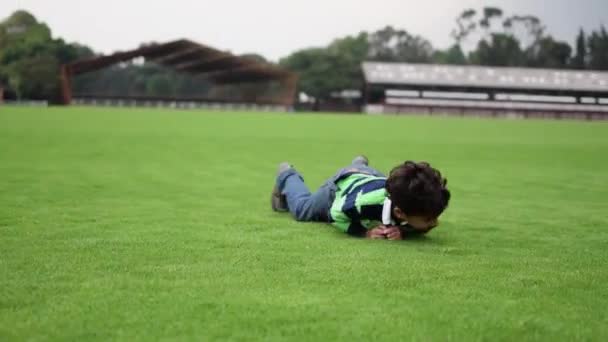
[276,162,385,222]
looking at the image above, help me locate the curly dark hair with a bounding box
[385,161,451,218]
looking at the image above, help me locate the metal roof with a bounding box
[363,62,608,94]
[66,39,293,83]
[60,39,296,105]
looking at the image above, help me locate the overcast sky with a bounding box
[2,0,607,61]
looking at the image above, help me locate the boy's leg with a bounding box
[271,163,292,212]
[349,155,385,177]
[320,156,386,188]
[275,165,334,222]
[272,156,382,222]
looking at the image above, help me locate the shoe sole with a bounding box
[271,186,288,212]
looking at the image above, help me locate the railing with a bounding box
[367,98,608,120]
[0,100,49,107]
[72,97,291,112]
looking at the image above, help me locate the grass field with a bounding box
[1,106,607,341]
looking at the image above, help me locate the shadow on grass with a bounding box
[326,227,449,246]
[273,216,454,249]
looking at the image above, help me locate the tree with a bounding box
[469,33,525,67]
[280,33,369,99]
[503,15,545,48]
[0,10,94,101]
[328,33,369,89]
[433,44,467,65]
[587,26,608,70]
[7,55,60,100]
[453,7,579,69]
[451,9,477,45]
[571,29,587,69]
[451,7,505,48]
[367,26,433,63]
[0,10,51,50]
[525,36,572,69]
[479,7,504,36]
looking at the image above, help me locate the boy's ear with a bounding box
[393,207,408,221]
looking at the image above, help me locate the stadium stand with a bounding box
[362,62,608,120]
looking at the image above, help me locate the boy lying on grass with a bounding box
[271,157,450,240]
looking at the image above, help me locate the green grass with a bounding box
[1,106,607,341]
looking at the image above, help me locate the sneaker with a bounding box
[276,162,292,176]
[352,155,369,166]
[271,162,291,212]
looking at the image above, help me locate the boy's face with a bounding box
[393,207,439,233]
[405,215,439,233]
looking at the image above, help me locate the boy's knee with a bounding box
[359,165,385,177]
[292,203,313,222]
[293,214,308,222]
[292,208,310,222]
[276,169,300,191]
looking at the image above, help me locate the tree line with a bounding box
[282,7,608,100]
[1,8,607,103]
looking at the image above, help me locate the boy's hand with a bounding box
[366,226,388,239]
[383,226,403,240]
[365,225,402,240]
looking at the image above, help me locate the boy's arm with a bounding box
[331,184,389,238]
[333,216,396,239]
[332,216,368,237]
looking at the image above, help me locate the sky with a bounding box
[2,0,607,61]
